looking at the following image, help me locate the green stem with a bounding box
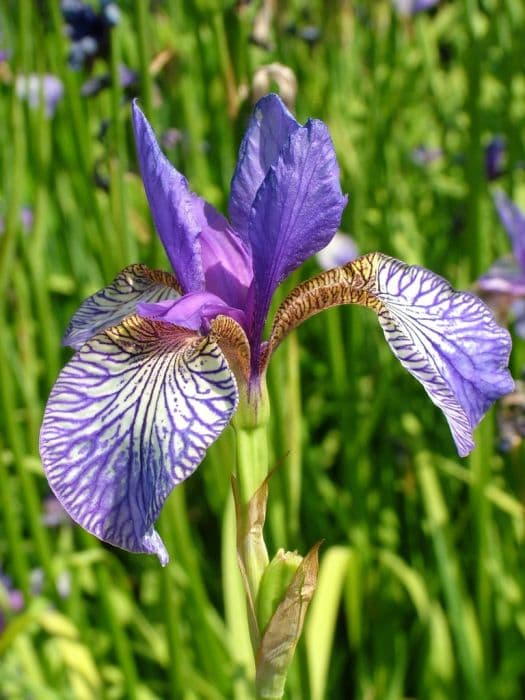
[234,420,270,605]
[234,422,270,507]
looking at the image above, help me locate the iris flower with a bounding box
[40,94,513,564]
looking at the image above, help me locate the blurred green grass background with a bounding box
[1,1,525,698]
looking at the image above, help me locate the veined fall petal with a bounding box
[63,264,181,349]
[266,253,513,456]
[372,255,513,456]
[40,316,238,565]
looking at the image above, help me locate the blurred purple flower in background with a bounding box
[0,573,24,633]
[316,232,359,270]
[40,94,513,565]
[485,136,506,181]
[62,0,120,70]
[0,206,33,236]
[411,145,443,167]
[478,191,525,336]
[393,0,440,16]
[15,74,64,117]
[80,64,138,98]
[42,494,72,528]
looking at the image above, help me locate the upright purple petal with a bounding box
[40,316,238,565]
[248,118,347,348]
[132,101,204,293]
[372,255,513,456]
[190,194,253,309]
[493,191,525,271]
[229,94,300,240]
[63,264,181,349]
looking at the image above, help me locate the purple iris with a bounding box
[478,191,525,335]
[485,136,506,181]
[40,94,513,565]
[62,0,120,70]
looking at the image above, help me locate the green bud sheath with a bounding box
[256,548,303,635]
[255,542,321,699]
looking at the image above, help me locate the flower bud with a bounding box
[256,548,303,635]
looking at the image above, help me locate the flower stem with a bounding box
[235,422,270,507]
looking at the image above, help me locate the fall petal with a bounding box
[40,316,238,565]
[63,264,180,349]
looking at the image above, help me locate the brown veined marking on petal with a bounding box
[105,314,199,354]
[261,252,385,369]
[209,315,251,386]
[128,263,183,294]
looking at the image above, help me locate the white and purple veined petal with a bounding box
[63,264,181,350]
[40,316,238,565]
[373,256,514,456]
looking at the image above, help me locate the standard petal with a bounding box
[371,254,514,456]
[132,101,204,293]
[229,94,300,239]
[190,194,253,309]
[63,264,181,349]
[137,292,247,333]
[248,118,347,348]
[40,316,238,565]
[494,191,525,271]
